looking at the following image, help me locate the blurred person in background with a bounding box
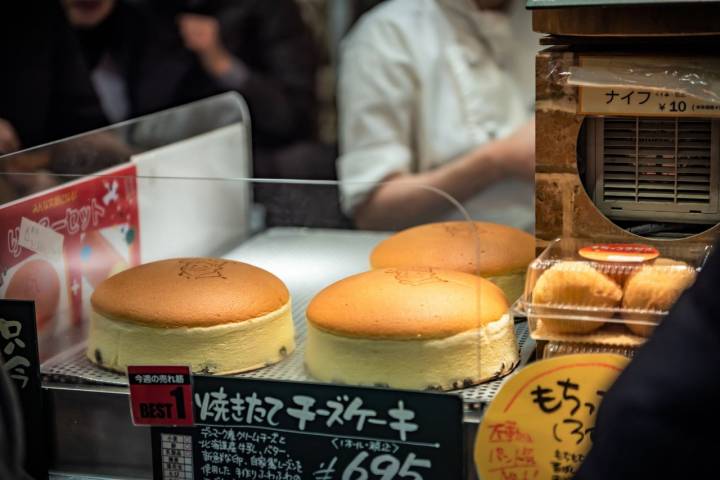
[337,0,537,231]
[159,0,345,227]
[0,1,106,156]
[0,0,107,201]
[62,0,217,123]
[173,0,321,178]
[63,0,323,180]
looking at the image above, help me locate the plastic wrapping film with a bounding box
[554,58,720,104]
[514,238,712,345]
[569,61,720,104]
[537,50,720,113]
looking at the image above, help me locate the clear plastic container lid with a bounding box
[542,341,637,360]
[514,238,712,343]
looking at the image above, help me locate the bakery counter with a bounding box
[50,475,126,480]
[41,227,535,479]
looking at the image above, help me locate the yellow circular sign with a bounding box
[475,353,629,479]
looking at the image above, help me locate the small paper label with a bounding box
[128,366,195,426]
[578,56,720,117]
[18,217,63,260]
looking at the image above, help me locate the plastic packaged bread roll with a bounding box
[532,261,622,334]
[622,258,696,337]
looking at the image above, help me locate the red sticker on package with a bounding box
[578,243,659,263]
[128,366,194,426]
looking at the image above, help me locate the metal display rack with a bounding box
[43,228,534,406]
[41,228,534,479]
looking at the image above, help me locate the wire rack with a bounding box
[41,228,535,407]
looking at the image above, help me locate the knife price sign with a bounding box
[128,365,195,426]
[149,376,464,480]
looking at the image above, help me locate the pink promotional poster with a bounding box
[0,164,140,335]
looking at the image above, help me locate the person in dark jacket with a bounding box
[62,0,218,123]
[575,242,720,479]
[0,0,106,155]
[63,0,320,177]
[63,0,342,226]
[165,0,342,226]
[0,0,108,203]
[175,0,319,155]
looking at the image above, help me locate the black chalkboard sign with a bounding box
[0,299,46,480]
[151,376,463,480]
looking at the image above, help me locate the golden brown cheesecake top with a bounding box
[91,258,289,327]
[370,222,535,276]
[306,267,509,339]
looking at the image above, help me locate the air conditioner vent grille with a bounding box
[602,117,713,205]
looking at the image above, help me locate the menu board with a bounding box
[0,299,46,479]
[150,376,464,480]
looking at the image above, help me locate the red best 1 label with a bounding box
[127,366,195,426]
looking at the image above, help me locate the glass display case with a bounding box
[0,94,535,479]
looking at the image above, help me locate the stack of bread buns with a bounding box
[531,257,696,338]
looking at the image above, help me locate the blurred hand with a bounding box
[178,13,224,57]
[178,14,233,76]
[0,118,20,155]
[496,119,535,180]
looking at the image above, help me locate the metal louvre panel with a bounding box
[677,119,712,203]
[603,117,637,202]
[602,117,713,205]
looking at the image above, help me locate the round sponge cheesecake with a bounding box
[87,258,294,374]
[370,222,535,302]
[305,267,519,390]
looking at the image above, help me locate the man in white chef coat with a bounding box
[338,0,537,231]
